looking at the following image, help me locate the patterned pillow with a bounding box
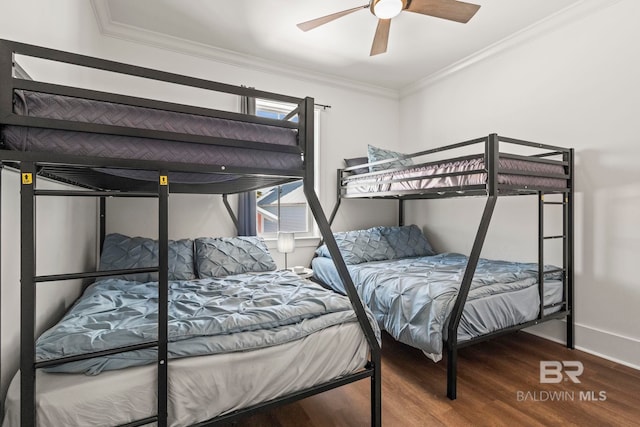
[98,233,196,282]
[379,225,435,259]
[315,228,395,264]
[195,236,277,278]
[367,144,414,172]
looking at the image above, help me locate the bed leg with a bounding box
[371,360,382,427]
[566,314,575,349]
[447,344,457,400]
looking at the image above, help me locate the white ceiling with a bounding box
[97,0,581,91]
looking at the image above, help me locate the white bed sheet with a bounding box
[3,322,369,427]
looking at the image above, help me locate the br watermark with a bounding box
[515,361,607,402]
[540,360,583,383]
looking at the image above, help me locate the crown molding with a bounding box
[400,0,623,98]
[90,0,112,34]
[89,0,399,100]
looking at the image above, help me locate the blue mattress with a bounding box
[312,253,563,360]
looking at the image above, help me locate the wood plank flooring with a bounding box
[232,332,640,426]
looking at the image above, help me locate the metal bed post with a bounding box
[445,134,499,399]
[445,196,496,399]
[566,149,575,349]
[0,40,13,118]
[20,161,36,426]
[398,199,404,226]
[327,168,343,227]
[327,198,341,227]
[0,42,11,405]
[99,196,106,253]
[158,171,169,427]
[300,97,381,426]
[538,192,545,320]
[221,194,239,232]
[0,165,2,418]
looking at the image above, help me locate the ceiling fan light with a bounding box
[374,0,403,19]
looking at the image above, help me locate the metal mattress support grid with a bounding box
[328,133,575,400]
[0,39,382,426]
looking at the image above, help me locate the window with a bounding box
[255,99,319,238]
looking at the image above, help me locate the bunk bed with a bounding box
[0,39,381,427]
[317,134,574,400]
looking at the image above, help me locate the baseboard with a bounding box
[525,320,640,371]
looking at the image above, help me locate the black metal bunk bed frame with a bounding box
[329,133,575,400]
[0,39,382,427]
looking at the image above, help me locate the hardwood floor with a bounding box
[232,332,640,426]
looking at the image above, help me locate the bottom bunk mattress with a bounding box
[312,253,563,361]
[3,269,379,426]
[3,322,366,427]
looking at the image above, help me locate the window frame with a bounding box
[254,98,320,239]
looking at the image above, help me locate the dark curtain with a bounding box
[237,191,257,236]
[237,90,257,236]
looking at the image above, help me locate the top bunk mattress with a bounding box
[0,90,302,171]
[343,155,567,196]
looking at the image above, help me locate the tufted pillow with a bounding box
[195,236,277,278]
[98,233,196,282]
[367,144,414,172]
[344,157,370,175]
[379,225,435,259]
[315,228,395,264]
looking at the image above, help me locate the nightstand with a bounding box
[290,267,313,279]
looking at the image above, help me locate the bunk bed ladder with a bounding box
[19,162,170,427]
[538,191,569,323]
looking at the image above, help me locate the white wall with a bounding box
[0,170,98,408]
[0,0,108,406]
[399,0,640,368]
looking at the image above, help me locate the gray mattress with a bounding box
[312,254,563,360]
[1,90,302,172]
[343,155,566,195]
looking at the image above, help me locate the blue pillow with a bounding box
[195,236,277,278]
[315,228,395,264]
[367,144,414,172]
[379,225,435,259]
[98,233,196,282]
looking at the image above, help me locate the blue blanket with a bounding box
[312,253,561,359]
[36,270,379,374]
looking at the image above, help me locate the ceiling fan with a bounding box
[297,0,481,56]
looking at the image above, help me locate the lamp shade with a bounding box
[277,232,295,254]
[374,0,403,19]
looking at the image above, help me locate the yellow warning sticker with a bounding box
[160,175,168,186]
[22,173,33,185]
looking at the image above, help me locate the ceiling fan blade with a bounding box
[406,0,480,23]
[297,4,368,32]
[370,19,391,56]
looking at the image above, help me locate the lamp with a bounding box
[373,0,403,19]
[277,232,295,269]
